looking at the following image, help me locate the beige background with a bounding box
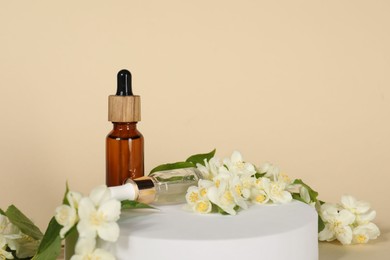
[1,0,389,258]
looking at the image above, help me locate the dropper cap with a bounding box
[108,69,141,122]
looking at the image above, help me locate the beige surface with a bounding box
[1,1,389,259]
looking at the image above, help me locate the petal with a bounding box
[231,151,243,163]
[59,224,72,239]
[77,198,96,220]
[336,226,353,245]
[340,195,356,209]
[99,200,121,222]
[67,191,83,209]
[341,195,370,214]
[357,223,380,239]
[55,205,75,226]
[74,236,96,255]
[77,220,97,239]
[356,210,376,225]
[300,187,311,204]
[338,209,356,226]
[97,222,120,242]
[90,185,112,206]
[318,225,335,241]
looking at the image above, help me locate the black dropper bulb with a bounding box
[116,69,133,96]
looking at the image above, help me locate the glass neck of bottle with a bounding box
[112,122,138,130]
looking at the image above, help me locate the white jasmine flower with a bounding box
[70,237,115,260]
[198,180,214,198]
[207,180,237,215]
[55,191,82,238]
[196,157,222,180]
[258,162,280,180]
[77,185,121,242]
[352,223,380,244]
[341,195,370,215]
[250,188,269,204]
[263,180,292,204]
[185,186,201,206]
[55,205,77,239]
[223,151,256,177]
[239,175,256,199]
[319,203,356,245]
[229,176,249,210]
[212,166,233,188]
[193,200,212,214]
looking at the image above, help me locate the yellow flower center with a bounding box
[215,180,221,188]
[223,191,234,202]
[235,161,245,169]
[329,221,345,235]
[256,194,266,203]
[189,192,199,203]
[196,201,209,213]
[90,211,105,226]
[235,185,242,196]
[200,188,207,197]
[355,234,367,244]
[280,173,290,183]
[270,183,283,196]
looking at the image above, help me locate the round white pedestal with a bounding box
[109,201,318,260]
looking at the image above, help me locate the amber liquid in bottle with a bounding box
[106,122,144,186]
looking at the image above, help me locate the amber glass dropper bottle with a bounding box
[106,69,144,186]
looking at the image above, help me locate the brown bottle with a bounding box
[106,69,144,186]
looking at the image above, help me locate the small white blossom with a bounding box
[341,195,370,215]
[263,180,292,204]
[77,185,121,242]
[258,162,280,180]
[55,191,82,238]
[185,186,201,206]
[250,188,269,204]
[229,175,249,210]
[193,200,212,214]
[196,157,222,180]
[207,179,237,215]
[319,203,356,245]
[352,223,380,244]
[224,151,256,177]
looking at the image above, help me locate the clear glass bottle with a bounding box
[106,69,144,186]
[109,167,203,205]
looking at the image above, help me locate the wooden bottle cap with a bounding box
[108,95,141,122]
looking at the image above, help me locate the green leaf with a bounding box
[0,208,5,215]
[150,161,195,174]
[292,179,319,202]
[292,193,306,203]
[6,205,43,241]
[121,200,156,210]
[32,217,62,260]
[185,149,216,166]
[254,172,266,179]
[318,215,325,233]
[62,182,70,206]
